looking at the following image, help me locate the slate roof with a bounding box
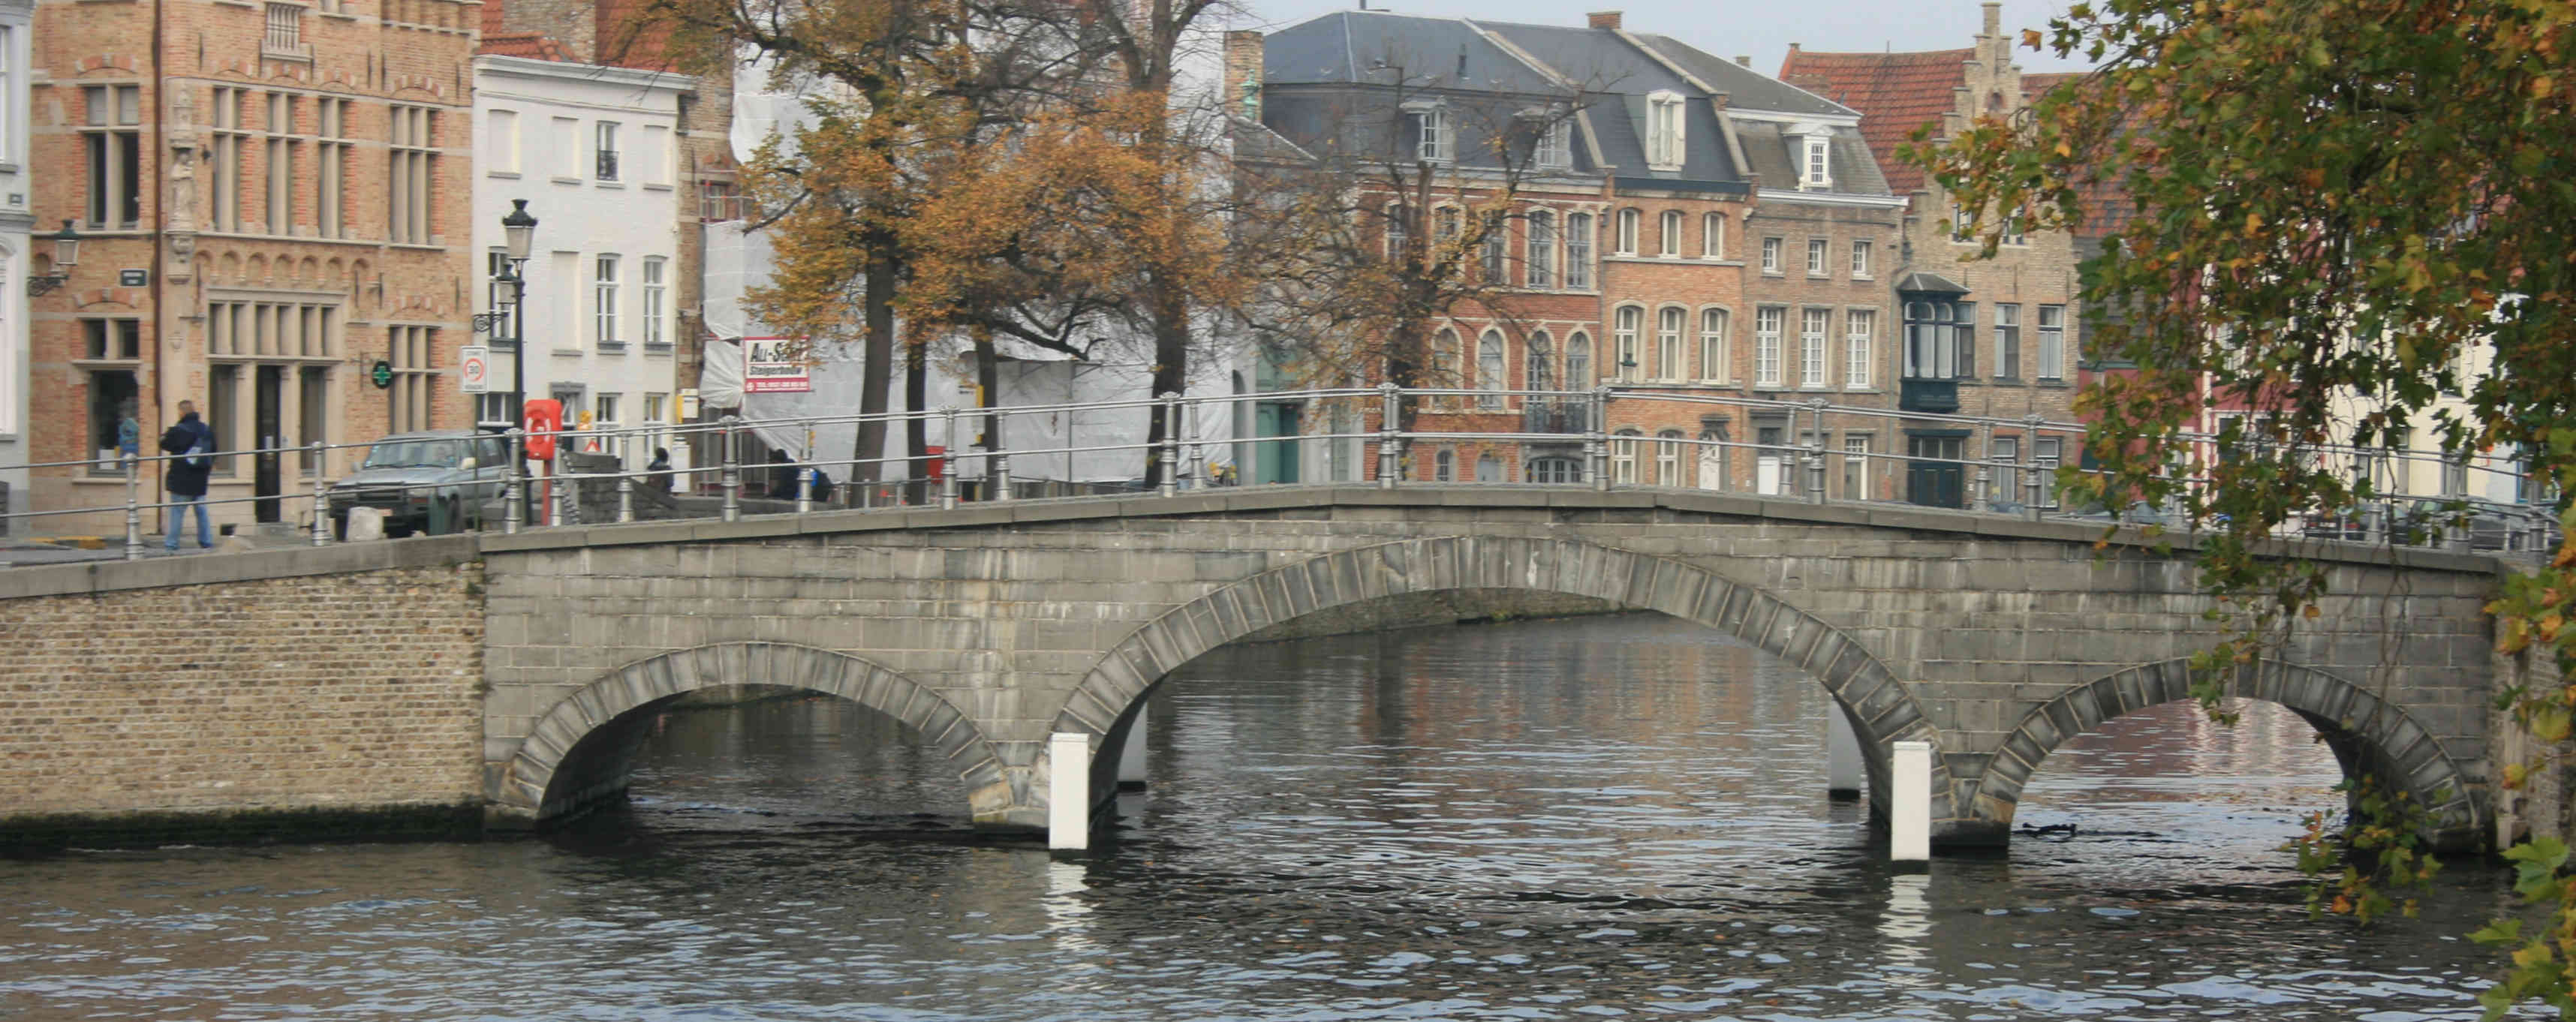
[1774,47,1973,194]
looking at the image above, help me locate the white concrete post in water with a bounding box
[1118,705,1149,790]
[1891,740,1931,861]
[1826,708,1864,799]
[1049,732,1091,850]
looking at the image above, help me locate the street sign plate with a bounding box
[459,346,489,393]
[119,269,149,287]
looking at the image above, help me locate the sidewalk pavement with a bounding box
[0,527,318,567]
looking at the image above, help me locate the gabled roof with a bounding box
[1260,11,1566,95]
[1630,35,1857,118]
[1775,47,1973,194]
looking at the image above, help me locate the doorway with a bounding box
[254,366,284,522]
[1906,433,1967,509]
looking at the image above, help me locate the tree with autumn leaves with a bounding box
[1924,0,2573,1012]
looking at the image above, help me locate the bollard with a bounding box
[616,432,636,524]
[1826,708,1864,800]
[1891,740,1931,862]
[1377,383,1401,488]
[309,443,331,545]
[122,453,143,561]
[503,429,525,535]
[720,416,742,522]
[1157,392,1181,498]
[1049,732,1091,851]
[940,407,961,509]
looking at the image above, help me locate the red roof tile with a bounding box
[2018,71,2135,241]
[1777,47,1973,195]
[480,32,577,61]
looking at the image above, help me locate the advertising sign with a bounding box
[743,338,811,393]
[458,346,489,393]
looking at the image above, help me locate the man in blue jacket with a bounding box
[158,401,215,551]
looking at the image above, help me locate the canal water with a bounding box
[1,613,2539,1020]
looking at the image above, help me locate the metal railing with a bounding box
[1,386,2557,561]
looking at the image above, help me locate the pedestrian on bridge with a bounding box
[158,401,215,551]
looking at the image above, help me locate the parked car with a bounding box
[327,431,511,537]
[2055,500,2167,528]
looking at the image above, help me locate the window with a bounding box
[1566,332,1592,386]
[1801,308,1829,387]
[1660,211,1681,257]
[1807,238,1828,277]
[1760,236,1782,275]
[86,368,140,474]
[1994,304,2021,379]
[1958,302,1978,376]
[1526,211,1554,288]
[1802,135,1831,189]
[263,92,299,235]
[207,301,338,358]
[700,179,743,221]
[1479,210,1507,283]
[1530,456,1582,484]
[1949,202,1973,243]
[641,124,672,185]
[1845,309,1874,387]
[642,257,669,349]
[1702,212,1723,259]
[1612,430,1640,483]
[1564,213,1593,289]
[2034,437,2062,508]
[1991,435,2020,504]
[1613,306,1643,381]
[1699,308,1729,382]
[1434,206,1461,244]
[1431,327,1459,392]
[476,392,513,428]
[594,255,622,347]
[1536,119,1571,169]
[1656,306,1684,380]
[1850,239,1872,278]
[1902,299,1970,379]
[1527,332,1554,391]
[1615,208,1640,255]
[2037,305,2066,380]
[83,318,142,360]
[552,117,580,178]
[83,86,142,229]
[1476,331,1506,409]
[1476,453,1503,482]
[1384,203,1410,261]
[487,109,519,174]
[1843,435,1871,499]
[263,3,307,59]
[389,105,437,244]
[315,98,350,238]
[1755,308,1783,386]
[209,88,246,233]
[1657,430,1683,486]
[595,121,621,181]
[1646,92,1685,169]
[0,28,13,164]
[594,392,621,434]
[387,326,437,432]
[1405,104,1450,163]
[2000,206,2027,246]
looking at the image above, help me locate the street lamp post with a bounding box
[26,220,80,296]
[499,200,537,521]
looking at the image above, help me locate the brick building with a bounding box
[1780,2,2084,509]
[0,0,31,521]
[28,0,476,534]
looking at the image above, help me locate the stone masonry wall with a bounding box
[0,561,486,833]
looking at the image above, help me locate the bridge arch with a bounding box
[1052,534,1944,819]
[1969,658,2484,849]
[495,642,1010,825]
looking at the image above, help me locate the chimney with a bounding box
[1982,1,2002,35]
[1587,10,1621,29]
[1734,55,1750,67]
[1223,30,1264,121]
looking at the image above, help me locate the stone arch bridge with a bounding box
[468,485,2500,850]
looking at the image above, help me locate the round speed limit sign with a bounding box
[458,346,490,393]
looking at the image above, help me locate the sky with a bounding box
[1226,0,2097,75]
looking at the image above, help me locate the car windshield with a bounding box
[362,439,463,469]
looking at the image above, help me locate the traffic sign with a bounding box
[458,346,489,393]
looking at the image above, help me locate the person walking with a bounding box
[159,401,215,551]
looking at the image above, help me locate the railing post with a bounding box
[940,407,961,509]
[1157,392,1181,498]
[1973,419,1996,513]
[122,453,143,561]
[796,431,814,516]
[994,453,1013,502]
[1589,385,1612,491]
[720,416,742,522]
[309,442,331,545]
[2021,414,2045,522]
[1183,396,1202,490]
[1805,398,1828,504]
[503,429,524,535]
[1376,383,1401,488]
[617,431,636,524]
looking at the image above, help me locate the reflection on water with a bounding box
[0,613,2535,1020]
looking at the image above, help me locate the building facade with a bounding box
[0,0,30,525]
[29,0,475,534]
[472,53,694,468]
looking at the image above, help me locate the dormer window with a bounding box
[1539,119,1571,170]
[1403,101,1450,164]
[1513,107,1574,170]
[1801,134,1832,191]
[1645,91,1684,170]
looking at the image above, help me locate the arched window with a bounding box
[1699,308,1730,383]
[1657,429,1684,486]
[1566,332,1593,386]
[1526,330,1555,392]
[1612,428,1640,484]
[1698,428,1726,490]
[1612,306,1642,381]
[1526,210,1555,289]
[1564,212,1594,289]
[1383,202,1410,260]
[1434,447,1455,481]
[1615,208,1640,255]
[1659,210,1681,257]
[1657,306,1684,380]
[1476,452,1502,482]
[1432,326,1461,393]
[1702,212,1723,258]
[1476,329,1506,410]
